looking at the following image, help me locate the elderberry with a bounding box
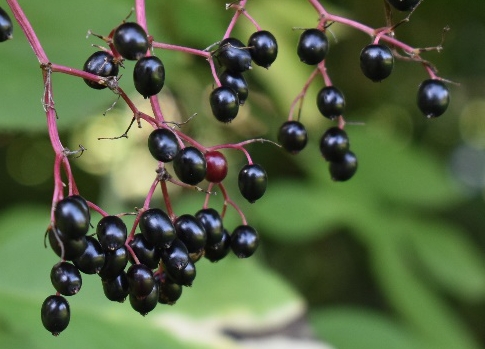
[54,196,90,239]
[156,273,183,305]
[316,86,345,119]
[148,128,180,163]
[129,282,159,316]
[329,151,358,181]
[219,70,249,105]
[82,51,119,90]
[98,246,129,280]
[133,56,165,98]
[278,121,308,154]
[112,22,149,60]
[41,295,70,336]
[96,215,127,251]
[360,44,394,82]
[174,214,207,254]
[210,86,239,123]
[73,236,105,275]
[231,225,259,258]
[205,229,232,262]
[126,264,155,298]
[160,238,190,274]
[0,7,13,42]
[138,208,176,248]
[417,79,450,118]
[319,127,350,162]
[248,30,278,68]
[238,163,268,203]
[195,208,224,245]
[50,262,82,296]
[102,272,129,302]
[173,146,207,186]
[48,227,87,261]
[217,37,252,73]
[128,233,161,269]
[166,258,196,287]
[204,150,228,183]
[297,28,329,65]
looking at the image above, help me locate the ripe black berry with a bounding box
[319,127,350,162]
[386,0,420,11]
[82,51,119,90]
[133,56,166,98]
[98,246,129,280]
[160,238,190,274]
[41,295,70,336]
[112,22,149,60]
[174,214,207,253]
[129,282,159,316]
[248,30,278,68]
[210,86,239,123]
[126,264,155,298]
[173,146,207,186]
[297,28,329,65]
[147,128,180,163]
[238,164,267,203]
[128,233,161,269]
[73,236,106,275]
[417,79,450,118]
[316,86,345,119]
[0,7,13,42]
[219,70,249,105]
[231,225,259,258]
[166,259,196,286]
[205,229,232,262]
[102,272,129,302]
[195,208,223,245]
[360,44,394,82]
[329,151,358,181]
[217,37,252,73]
[277,121,308,154]
[156,273,183,305]
[54,196,90,239]
[50,262,82,296]
[138,208,176,248]
[48,227,87,261]
[204,150,228,183]
[96,215,127,251]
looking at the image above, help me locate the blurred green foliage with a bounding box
[1,0,485,348]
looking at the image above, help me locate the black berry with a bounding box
[204,150,228,183]
[277,121,308,154]
[138,208,176,248]
[133,56,165,98]
[204,229,232,262]
[41,295,70,336]
[54,196,90,239]
[319,127,350,162]
[231,225,259,258]
[195,208,223,245]
[50,262,82,296]
[217,37,252,73]
[417,79,450,118]
[238,163,268,203]
[329,151,358,181]
[96,215,127,251]
[112,22,149,60]
[128,233,161,269]
[82,51,119,90]
[360,44,394,82]
[174,214,207,254]
[147,128,180,162]
[219,70,249,105]
[126,264,155,298]
[0,7,13,42]
[98,246,129,280]
[210,86,239,123]
[48,227,87,261]
[160,238,190,274]
[102,272,129,302]
[156,273,183,305]
[316,86,345,119]
[248,30,278,68]
[297,28,329,65]
[129,282,159,316]
[73,236,106,275]
[166,259,196,287]
[173,146,207,186]
[386,0,420,11]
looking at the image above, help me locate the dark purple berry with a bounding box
[50,262,82,296]
[112,22,149,60]
[160,238,190,274]
[173,146,207,185]
[0,7,13,42]
[231,225,259,258]
[210,86,239,123]
[128,234,161,269]
[195,208,223,245]
[174,214,207,254]
[417,79,450,118]
[41,295,70,336]
[360,44,394,82]
[98,246,129,280]
[204,229,231,262]
[319,127,350,162]
[386,0,420,11]
[82,51,119,90]
[147,128,180,163]
[297,29,329,65]
[73,236,105,275]
[204,150,228,183]
[126,264,155,298]
[102,272,129,302]
[138,208,176,248]
[96,215,127,251]
[155,273,183,305]
[217,37,252,72]
[133,56,165,98]
[316,86,345,119]
[48,227,87,261]
[329,151,358,181]
[219,70,249,105]
[54,196,90,239]
[238,164,267,203]
[166,259,196,287]
[277,121,308,154]
[248,30,278,68]
[129,282,159,316]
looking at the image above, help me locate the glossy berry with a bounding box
[126,264,155,298]
[210,86,239,123]
[54,196,90,239]
[138,208,176,248]
[48,227,87,261]
[319,127,350,162]
[156,273,183,305]
[195,208,223,245]
[98,246,129,280]
[316,86,345,119]
[205,229,232,262]
[238,164,268,203]
[360,44,394,82]
[41,295,70,336]
[219,70,249,105]
[386,0,420,11]
[96,215,127,251]
[50,262,82,296]
[0,7,13,42]
[112,22,149,60]
[102,272,129,302]
[147,128,180,163]
[174,214,207,253]
[278,121,308,154]
[329,151,358,181]
[297,29,329,65]
[204,150,228,183]
[231,225,259,258]
[417,79,450,118]
[128,234,161,269]
[73,236,105,275]
[217,37,252,72]
[173,147,207,185]
[166,259,196,286]
[129,282,159,316]
[160,238,190,274]
[133,56,165,98]
[82,51,119,90]
[248,30,278,68]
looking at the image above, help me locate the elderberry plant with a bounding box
[0,0,452,338]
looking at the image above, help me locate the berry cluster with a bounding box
[278,0,451,182]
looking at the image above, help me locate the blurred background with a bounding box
[1,0,485,348]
